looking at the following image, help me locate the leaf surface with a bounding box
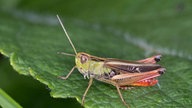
[0,1,192,108]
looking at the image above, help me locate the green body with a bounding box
[75,52,111,79]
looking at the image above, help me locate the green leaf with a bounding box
[0,56,82,108]
[0,88,22,108]
[0,1,192,108]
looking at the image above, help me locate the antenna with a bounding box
[57,15,77,55]
[57,52,75,57]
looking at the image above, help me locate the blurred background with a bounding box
[0,0,192,108]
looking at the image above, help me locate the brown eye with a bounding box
[80,55,88,64]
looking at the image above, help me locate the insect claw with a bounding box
[81,97,85,106]
[58,76,67,80]
[122,100,130,108]
[84,74,89,79]
[58,66,76,80]
[124,103,130,108]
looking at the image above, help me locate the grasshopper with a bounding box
[57,15,166,108]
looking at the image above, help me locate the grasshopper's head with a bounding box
[75,52,91,74]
